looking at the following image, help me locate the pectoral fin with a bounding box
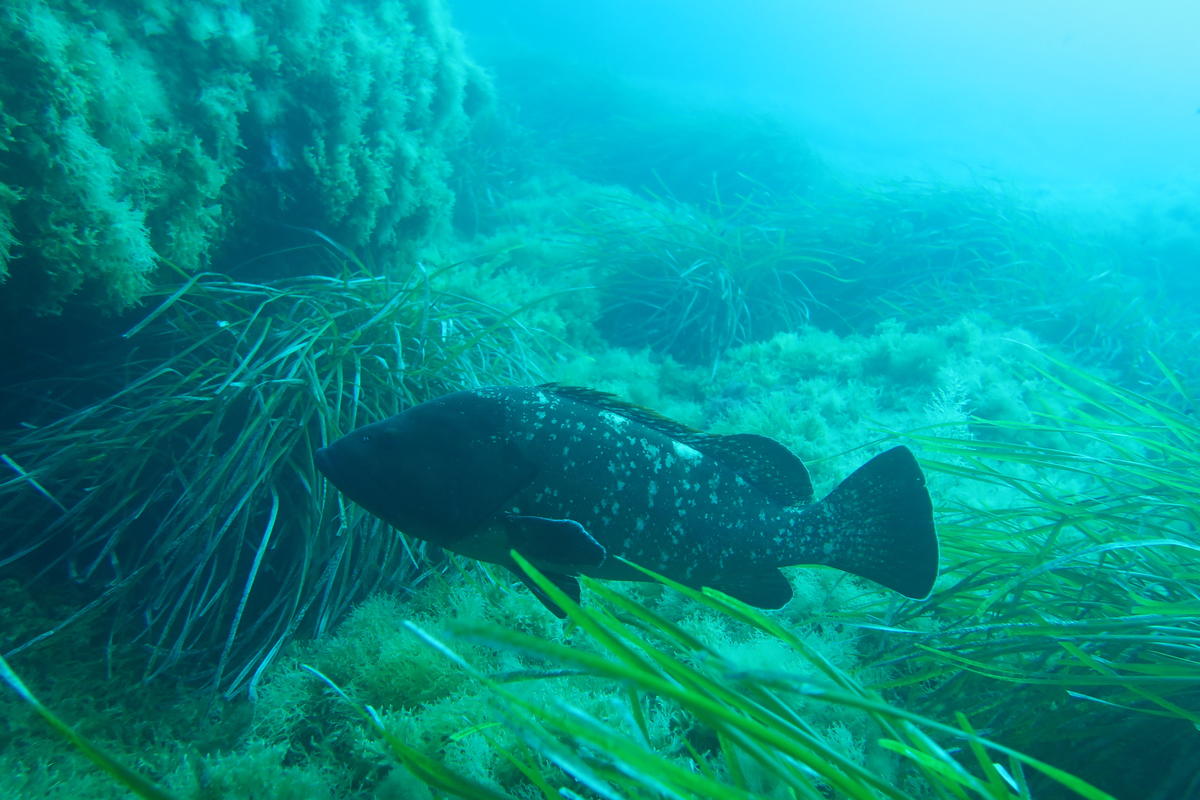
[501,514,607,568]
[511,567,580,618]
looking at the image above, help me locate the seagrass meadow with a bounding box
[2,1,1199,799]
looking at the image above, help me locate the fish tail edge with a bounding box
[806,445,939,599]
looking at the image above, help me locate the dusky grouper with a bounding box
[314,384,938,615]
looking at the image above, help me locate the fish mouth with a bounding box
[313,446,338,483]
[313,444,388,521]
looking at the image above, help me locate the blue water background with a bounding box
[451,0,1200,244]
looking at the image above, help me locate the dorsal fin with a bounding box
[539,384,813,506]
[698,433,813,506]
[539,384,701,440]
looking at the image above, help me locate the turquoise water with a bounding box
[0,2,1197,798]
[452,1,1200,199]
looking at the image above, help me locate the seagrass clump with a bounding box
[0,263,540,697]
[582,191,837,371]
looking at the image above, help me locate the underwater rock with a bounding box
[0,0,490,318]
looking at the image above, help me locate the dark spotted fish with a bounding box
[315,384,938,615]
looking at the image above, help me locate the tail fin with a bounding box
[805,446,938,599]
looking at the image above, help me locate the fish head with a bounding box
[315,390,536,545]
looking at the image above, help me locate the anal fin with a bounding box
[707,568,794,609]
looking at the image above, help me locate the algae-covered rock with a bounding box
[0,0,489,317]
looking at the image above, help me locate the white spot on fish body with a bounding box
[601,411,627,430]
[673,441,701,462]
